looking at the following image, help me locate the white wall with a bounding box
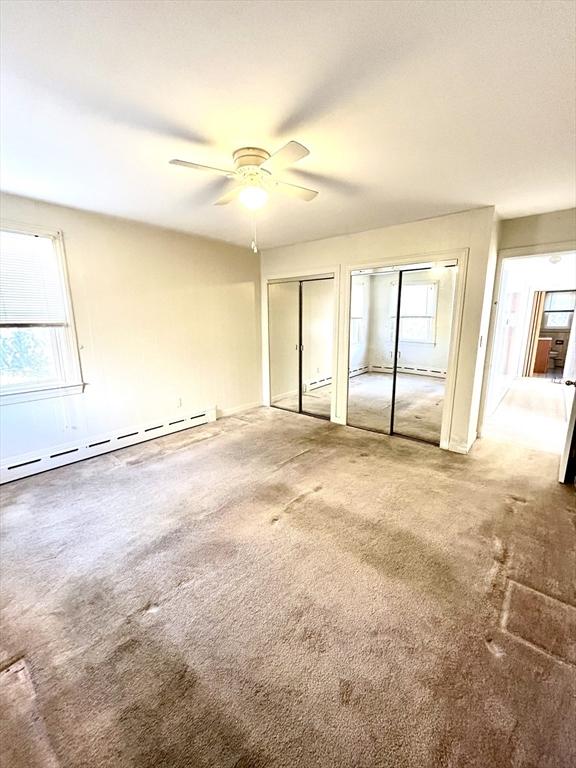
[268,281,299,401]
[367,268,456,374]
[262,206,497,453]
[0,193,262,462]
[301,279,334,388]
[349,276,370,372]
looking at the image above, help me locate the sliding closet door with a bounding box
[268,281,300,413]
[301,279,334,419]
[392,265,457,444]
[347,271,399,433]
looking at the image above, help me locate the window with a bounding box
[542,290,575,330]
[0,228,82,402]
[396,281,438,343]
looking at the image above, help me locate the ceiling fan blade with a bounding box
[275,181,318,202]
[214,182,242,206]
[261,141,309,173]
[170,159,233,177]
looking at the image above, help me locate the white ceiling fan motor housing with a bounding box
[233,147,270,169]
[232,147,273,188]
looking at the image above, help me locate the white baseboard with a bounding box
[271,389,298,404]
[368,364,446,378]
[217,402,261,417]
[447,439,472,454]
[0,406,217,484]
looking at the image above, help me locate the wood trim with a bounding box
[523,291,546,376]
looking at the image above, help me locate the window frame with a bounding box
[0,221,84,405]
[542,290,576,331]
[392,280,439,344]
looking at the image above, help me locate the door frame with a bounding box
[478,243,576,437]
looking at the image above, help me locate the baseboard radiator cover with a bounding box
[0,406,217,484]
[348,365,369,378]
[304,376,332,392]
[368,364,446,378]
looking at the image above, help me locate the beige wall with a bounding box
[262,206,497,452]
[500,208,576,252]
[0,193,262,460]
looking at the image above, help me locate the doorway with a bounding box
[268,277,334,420]
[346,260,458,445]
[523,290,575,378]
[482,251,576,470]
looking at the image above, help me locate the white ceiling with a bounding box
[1,0,575,248]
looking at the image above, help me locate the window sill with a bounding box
[0,383,85,406]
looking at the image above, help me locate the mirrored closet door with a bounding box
[268,277,334,420]
[346,261,457,445]
[268,281,300,413]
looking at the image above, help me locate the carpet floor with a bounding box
[347,372,445,442]
[275,372,446,442]
[483,377,569,454]
[0,408,575,768]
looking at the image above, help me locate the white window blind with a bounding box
[0,231,67,325]
[0,227,82,401]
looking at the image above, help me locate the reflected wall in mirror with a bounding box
[301,279,334,418]
[268,277,334,419]
[347,272,397,433]
[268,281,299,412]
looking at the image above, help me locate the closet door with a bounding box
[268,281,300,413]
[347,271,398,434]
[392,265,457,444]
[301,278,334,419]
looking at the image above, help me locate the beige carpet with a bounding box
[483,377,569,454]
[347,372,445,442]
[274,385,333,418]
[1,408,575,768]
[275,372,446,442]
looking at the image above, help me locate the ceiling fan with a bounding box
[169,141,318,209]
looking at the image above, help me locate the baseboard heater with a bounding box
[305,376,332,392]
[0,406,217,484]
[368,364,446,378]
[348,365,369,378]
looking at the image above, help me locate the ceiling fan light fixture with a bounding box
[239,184,268,210]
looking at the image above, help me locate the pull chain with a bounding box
[250,213,259,254]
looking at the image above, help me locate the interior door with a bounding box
[559,381,576,483]
[301,278,334,419]
[268,281,300,413]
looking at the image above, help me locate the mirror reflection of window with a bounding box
[395,282,438,344]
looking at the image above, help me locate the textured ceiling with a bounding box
[1,0,575,248]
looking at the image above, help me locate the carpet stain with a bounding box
[338,679,354,705]
[2,408,575,768]
[287,498,461,602]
